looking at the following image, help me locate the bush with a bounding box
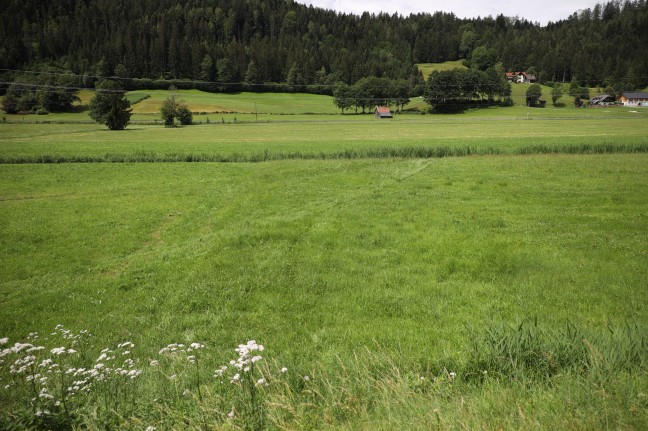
[161,95,192,126]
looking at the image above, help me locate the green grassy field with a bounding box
[417,61,468,80]
[2,155,647,351]
[1,109,647,163]
[1,94,647,429]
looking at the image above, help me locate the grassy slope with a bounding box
[417,61,468,80]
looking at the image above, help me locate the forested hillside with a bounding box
[1,0,647,89]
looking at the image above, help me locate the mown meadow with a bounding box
[1,95,647,429]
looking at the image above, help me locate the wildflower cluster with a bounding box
[1,329,283,429]
[0,328,145,421]
[93,341,142,382]
[214,340,268,428]
[225,340,265,385]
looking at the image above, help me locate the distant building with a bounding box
[589,94,617,106]
[619,92,648,106]
[505,71,537,83]
[374,106,393,118]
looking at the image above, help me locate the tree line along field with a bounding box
[2,81,646,126]
[1,95,647,429]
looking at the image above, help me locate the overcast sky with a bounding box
[296,1,601,25]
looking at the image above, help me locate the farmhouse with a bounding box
[506,71,537,83]
[619,92,648,106]
[374,106,393,118]
[589,94,617,106]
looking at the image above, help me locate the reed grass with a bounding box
[1,141,647,164]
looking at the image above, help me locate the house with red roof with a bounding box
[506,71,537,83]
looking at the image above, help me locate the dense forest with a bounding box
[1,0,647,92]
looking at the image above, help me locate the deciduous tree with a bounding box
[526,83,543,106]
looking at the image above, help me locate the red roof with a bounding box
[376,106,391,113]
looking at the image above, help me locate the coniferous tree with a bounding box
[89,80,132,130]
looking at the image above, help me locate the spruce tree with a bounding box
[89,81,132,130]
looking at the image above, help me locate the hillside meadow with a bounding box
[1,97,647,429]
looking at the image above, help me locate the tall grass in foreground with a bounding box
[1,141,648,164]
[1,320,646,430]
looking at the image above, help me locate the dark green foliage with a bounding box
[569,80,590,100]
[176,105,193,125]
[424,69,511,108]
[1,1,646,90]
[551,83,564,104]
[160,95,192,126]
[333,83,354,113]
[2,70,80,113]
[526,83,543,106]
[1,92,18,114]
[89,81,132,130]
[331,77,411,114]
[470,46,498,71]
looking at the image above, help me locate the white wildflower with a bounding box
[303,375,310,381]
[149,359,159,366]
[281,367,288,373]
[0,338,9,345]
[256,378,266,386]
[39,388,53,400]
[51,347,67,355]
[449,372,457,380]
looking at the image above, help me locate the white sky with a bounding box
[297,1,602,25]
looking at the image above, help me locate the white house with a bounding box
[619,92,648,107]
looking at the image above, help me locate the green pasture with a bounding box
[1,112,647,163]
[417,61,468,79]
[2,155,646,364]
[1,91,647,428]
[2,86,644,125]
[127,90,341,115]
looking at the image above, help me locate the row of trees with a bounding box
[1,70,79,114]
[332,77,414,113]
[1,0,647,91]
[424,68,511,108]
